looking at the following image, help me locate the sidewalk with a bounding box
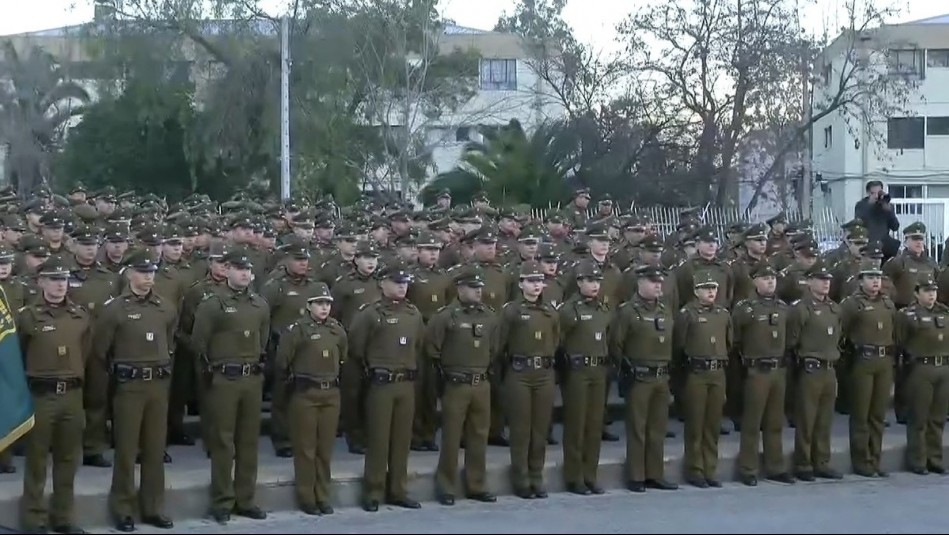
[0,411,932,530]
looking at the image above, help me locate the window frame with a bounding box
[887,117,926,150]
[479,59,517,91]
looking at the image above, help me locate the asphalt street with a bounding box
[104,473,949,534]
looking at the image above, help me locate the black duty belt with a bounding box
[688,358,727,372]
[630,364,669,378]
[445,372,488,386]
[113,363,171,382]
[802,357,834,371]
[511,355,554,371]
[27,377,82,395]
[213,362,265,377]
[916,356,949,367]
[856,345,893,359]
[369,368,417,385]
[292,375,339,390]
[745,358,785,372]
[567,355,608,369]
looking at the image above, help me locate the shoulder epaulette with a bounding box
[790,299,801,306]
[103,297,115,307]
[358,302,371,311]
[17,305,27,313]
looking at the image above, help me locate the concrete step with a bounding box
[0,413,931,532]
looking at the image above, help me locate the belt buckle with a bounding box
[394,372,405,382]
[55,381,66,395]
[937,356,944,366]
[471,373,481,386]
[709,360,718,370]
[589,357,598,367]
[532,356,543,369]
[877,347,886,357]
[241,363,251,377]
[141,367,153,381]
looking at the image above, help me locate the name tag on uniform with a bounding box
[909,268,918,273]
[534,331,543,340]
[521,314,531,320]
[460,323,471,328]
[698,317,707,323]
[243,330,251,337]
[865,305,875,311]
[473,340,481,348]
[827,327,834,335]
[431,295,439,302]
[146,332,154,341]
[322,349,330,357]
[128,314,141,320]
[354,288,365,294]
[386,317,399,324]
[399,336,407,345]
[69,281,82,288]
[287,291,299,296]
[57,345,67,356]
[42,325,56,332]
[580,314,592,320]
[224,307,236,314]
[594,332,602,341]
[311,334,321,340]
[815,310,821,315]
[923,317,933,322]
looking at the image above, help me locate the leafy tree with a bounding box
[0,41,91,196]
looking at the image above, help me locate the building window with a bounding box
[928,49,949,68]
[929,117,949,136]
[455,127,471,142]
[889,184,924,199]
[887,117,925,149]
[887,48,924,76]
[823,126,833,148]
[480,59,517,91]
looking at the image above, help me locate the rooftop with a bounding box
[904,13,949,25]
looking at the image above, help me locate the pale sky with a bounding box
[0,0,946,52]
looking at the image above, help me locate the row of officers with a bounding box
[13,235,949,534]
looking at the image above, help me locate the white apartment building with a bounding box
[811,13,949,237]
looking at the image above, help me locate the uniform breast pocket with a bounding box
[304,336,336,361]
[935,315,946,329]
[654,315,666,332]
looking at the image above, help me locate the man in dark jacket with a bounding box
[854,180,900,260]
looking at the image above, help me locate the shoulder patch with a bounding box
[103,297,115,307]
[790,299,800,306]
[358,302,370,311]
[335,275,345,283]
[17,305,27,313]
[201,293,214,302]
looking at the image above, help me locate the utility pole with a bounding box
[280,15,291,200]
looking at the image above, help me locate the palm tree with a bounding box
[0,41,91,196]
[421,118,578,207]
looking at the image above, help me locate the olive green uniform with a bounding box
[896,301,949,471]
[275,314,347,511]
[349,298,425,503]
[610,293,673,483]
[499,296,560,493]
[729,254,767,307]
[558,294,610,488]
[94,290,177,520]
[192,285,270,513]
[732,293,789,477]
[427,300,499,497]
[787,292,841,475]
[407,263,451,447]
[261,270,326,453]
[840,289,897,474]
[67,260,119,461]
[18,299,92,531]
[674,300,731,481]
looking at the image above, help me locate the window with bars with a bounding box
[887,49,924,77]
[889,184,925,199]
[480,59,517,91]
[928,49,949,68]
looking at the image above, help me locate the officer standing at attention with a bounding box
[609,264,679,493]
[427,267,500,506]
[499,261,560,499]
[274,282,347,515]
[787,264,843,481]
[94,250,177,532]
[896,278,949,474]
[348,263,425,512]
[840,259,897,477]
[559,260,611,495]
[674,272,731,488]
[732,263,794,486]
[191,250,270,524]
[18,257,92,534]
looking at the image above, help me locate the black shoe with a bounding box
[387,498,421,509]
[142,515,173,529]
[853,468,877,478]
[51,526,85,534]
[665,430,676,438]
[732,421,742,432]
[410,442,428,452]
[0,463,15,474]
[814,468,843,480]
[739,474,758,487]
[168,433,195,446]
[705,478,723,488]
[884,419,891,428]
[348,444,366,455]
[301,505,320,515]
[163,451,172,463]
[363,500,379,512]
[317,502,334,515]
[876,470,889,478]
[645,479,678,490]
[82,454,111,468]
[601,431,619,442]
[113,517,135,532]
[686,477,709,489]
[795,471,815,482]
[585,482,605,495]
[766,473,795,484]
[719,425,731,436]
[425,441,439,451]
[910,466,929,475]
[547,434,559,445]
[488,435,510,447]
[626,480,646,493]
[275,447,293,458]
[532,487,548,499]
[234,505,267,520]
[467,492,497,503]
[514,487,534,499]
[438,494,455,506]
[210,509,230,524]
[928,463,947,475]
[566,483,591,495]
